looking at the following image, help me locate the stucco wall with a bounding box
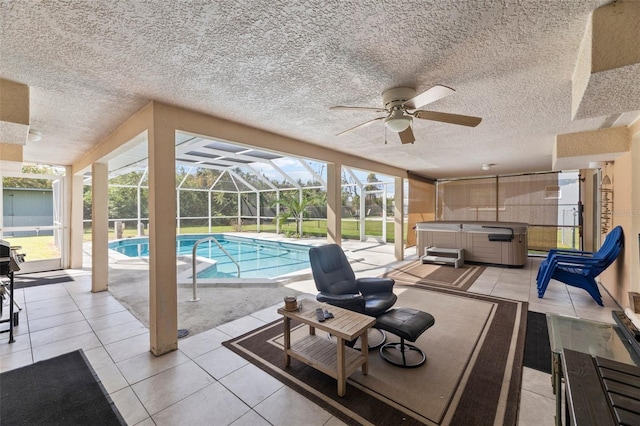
[599,121,640,309]
[599,155,632,305]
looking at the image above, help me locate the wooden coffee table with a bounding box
[277,299,376,397]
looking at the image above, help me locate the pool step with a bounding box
[421,247,464,269]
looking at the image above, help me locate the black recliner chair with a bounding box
[309,244,397,347]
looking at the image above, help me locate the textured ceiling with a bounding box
[1,0,637,179]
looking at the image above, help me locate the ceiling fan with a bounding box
[330,85,482,144]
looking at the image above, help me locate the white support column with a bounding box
[326,162,342,245]
[394,177,404,261]
[61,167,72,268]
[382,184,388,243]
[276,190,281,234]
[208,191,212,233]
[91,162,109,292]
[137,169,147,237]
[359,185,365,241]
[147,112,178,356]
[629,121,640,296]
[137,186,142,236]
[237,192,241,228]
[176,189,181,234]
[256,192,261,232]
[298,188,303,235]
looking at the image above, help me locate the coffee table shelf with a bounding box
[288,334,365,379]
[278,299,375,397]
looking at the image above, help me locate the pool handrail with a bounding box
[190,236,241,302]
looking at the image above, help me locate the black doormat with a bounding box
[524,311,552,374]
[0,350,125,425]
[12,272,75,289]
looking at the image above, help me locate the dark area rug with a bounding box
[12,271,75,289]
[524,311,552,374]
[0,350,125,425]
[382,260,485,291]
[224,285,526,425]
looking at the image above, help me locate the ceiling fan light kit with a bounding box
[384,110,412,132]
[331,84,482,144]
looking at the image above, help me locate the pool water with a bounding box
[108,234,312,279]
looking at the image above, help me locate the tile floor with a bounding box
[0,242,622,425]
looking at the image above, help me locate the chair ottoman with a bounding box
[375,308,435,368]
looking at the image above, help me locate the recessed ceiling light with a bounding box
[481,163,495,171]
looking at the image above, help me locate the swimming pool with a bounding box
[108,234,312,279]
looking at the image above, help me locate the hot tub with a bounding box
[415,221,529,267]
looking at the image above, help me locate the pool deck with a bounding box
[5,234,620,425]
[101,233,416,336]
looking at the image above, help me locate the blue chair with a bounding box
[536,226,623,306]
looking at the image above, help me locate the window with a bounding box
[437,172,580,251]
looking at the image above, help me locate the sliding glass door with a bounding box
[1,168,65,272]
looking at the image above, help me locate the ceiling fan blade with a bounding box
[398,126,415,144]
[336,116,385,136]
[414,110,482,127]
[330,106,387,113]
[404,85,455,110]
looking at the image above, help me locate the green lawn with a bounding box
[2,235,61,261]
[250,219,399,241]
[83,218,401,242]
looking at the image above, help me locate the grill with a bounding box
[1,240,24,344]
[0,240,12,276]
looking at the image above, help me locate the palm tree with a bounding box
[274,190,322,237]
